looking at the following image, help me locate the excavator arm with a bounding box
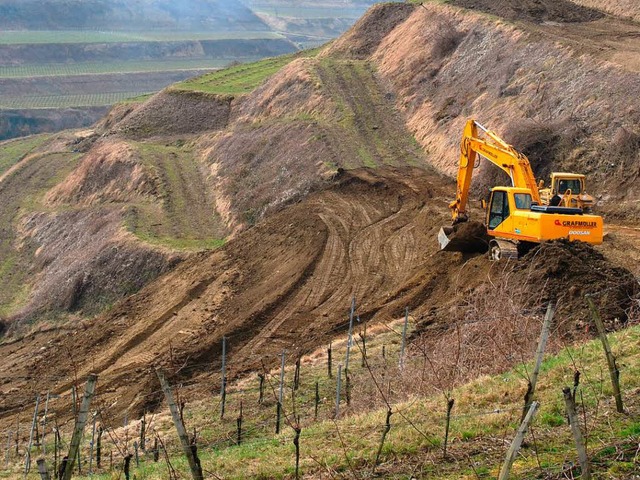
[449,119,541,223]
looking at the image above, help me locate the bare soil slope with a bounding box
[0,167,635,422]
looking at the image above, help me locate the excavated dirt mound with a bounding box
[324,2,415,59]
[449,0,604,23]
[514,240,638,333]
[111,89,232,139]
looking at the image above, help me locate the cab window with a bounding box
[514,193,532,210]
[556,179,582,194]
[488,190,509,229]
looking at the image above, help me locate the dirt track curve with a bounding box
[1,167,482,421]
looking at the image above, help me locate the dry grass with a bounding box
[570,0,640,22]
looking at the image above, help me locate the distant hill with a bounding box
[0,0,269,31]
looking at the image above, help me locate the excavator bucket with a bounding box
[438,221,490,253]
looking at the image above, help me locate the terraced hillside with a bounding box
[0,1,639,478]
[0,0,383,140]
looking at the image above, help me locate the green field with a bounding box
[250,5,365,18]
[0,134,51,176]
[174,48,319,95]
[0,59,241,78]
[0,30,284,45]
[0,92,151,109]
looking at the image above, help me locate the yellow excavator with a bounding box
[439,120,603,259]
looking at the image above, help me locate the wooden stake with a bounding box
[360,325,367,368]
[236,401,243,446]
[586,297,624,413]
[156,369,204,480]
[88,414,96,474]
[372,408,392,474]
[220,336,227,420]
[327,343,332,379]
[399,307,409,370]
[563,387,591,479]
[443,397,455,459]
[344,297,356,379]
[96,425,103,469]
[314,381,320,420]
[36,458,50,480]
[276,351,286,434]
[62,373,98,480]
[25,394,41,476]
[5,430,11,467]
[522,302,554,422]
[294,357,301,391]
[498,401,539,480]
[139,414,146,451]
[258,373,265,405]
[335,364,343,419]
[153,437,159,462]
[41,392,51,455]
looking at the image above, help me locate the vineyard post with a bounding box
[360,324,367,368]
[344,297,356,380]
[41,392,50,455]
[139,414,146,451]
[153,437,159,462]
[97,425,103,469]
[314,381,320,420]
[443,397,455,459]
[327,343,332,379]
[294,357,301,391]
[522,302,554,422]
[53,428,58,476]
[36,458,50,480]
[563,387,591,479]
[335,364,343,419]
[586,296,623,413]
[276,351,286,434]
[62,373,98,480]
[236,401,243,445]
[220,336,227,420]
[498,401,539,480]
[134,441,139,467]
[15,417,19,457]
[258,373,265,405]
[399,307,409,371]
[5,431,11,467]
[25,394,41,475]
[156,369,204,480]
[89,413,96,474]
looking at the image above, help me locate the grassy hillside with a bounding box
[0,149,81,316]
[173,49,319,95]
[27,317,640,479]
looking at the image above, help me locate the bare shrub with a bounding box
[430,20,464,59]
[503,118,582,178]
[404,264,553,398]
[611,127,640,178]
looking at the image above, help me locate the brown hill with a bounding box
[0,0,639,428]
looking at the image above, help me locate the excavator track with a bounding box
[488,239,518,260]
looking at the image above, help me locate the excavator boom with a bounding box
[449,120,540,223]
